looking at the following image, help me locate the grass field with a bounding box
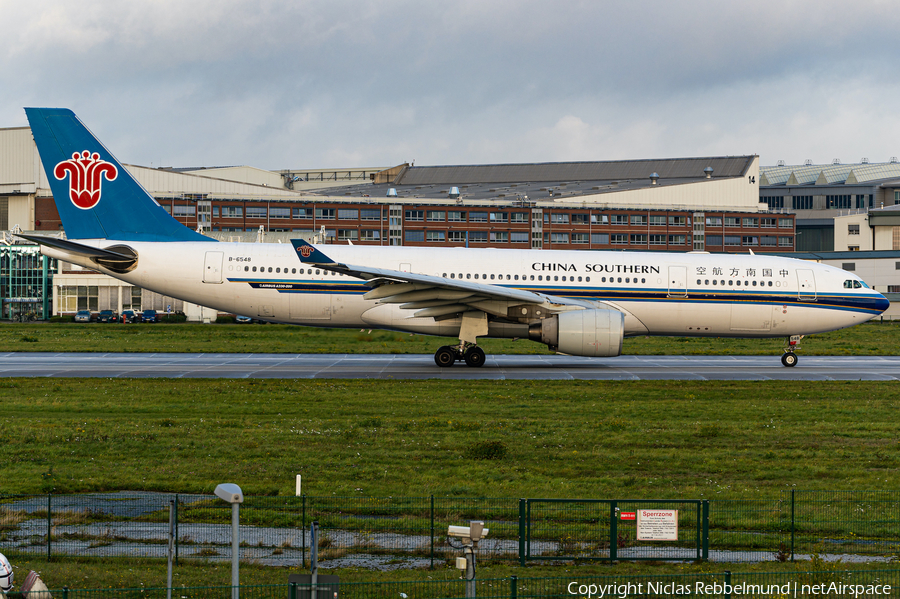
[2,379,897,497]
[0,320,898,355]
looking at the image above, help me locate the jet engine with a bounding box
[528,309,624,357]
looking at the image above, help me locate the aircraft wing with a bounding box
[291,239,593,320]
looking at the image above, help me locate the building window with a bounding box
[405,210,424,221]
[338,209,359,220]
[742,217,759,228]
[246,206,267,218]
[827,195,851,209]
[591,213,608,224]
[427,231,446,242]
[550,232,569,244]
[760,236,777,247]
[611,215,628,225]
[793,196,813,210]
[212,206,219,218]
[549,213,569,224]
[404,230,425,242]
[848,246,860,252]
[511,232,529,243]
[649,215,666,226]
[760,218,776,228]
[778,218,793,229]
[724,235,741,246]
[668,216,687,226]
[490,212,509,223]
[427,211,446,222]
[591,233,609,245]
[848,224,860,235]
[631,215,647,226]
[315,208,335,219]
[571,233,589,244]
[764,196,784,209]
[778,236,793,247]
[270,207,291,219]
[610,233,628,245]
[724,217,740,227]
[705,216,722,226]
[448,231,466,242]
[742,236,758,246]
[489,231,508,243]
[469,212,488,222]
[668,234,686,245]
[843,263,856,271]
[292,207,311,219]
[511,212,528,223]
[338,229,358,241]
[360,230,380,241]
[706,235,723,246]
[360,209,381,220]
[630,234,647,244]
[173,205,196,217]
[572,213,588,224]
[469,231,488,242]
[888,285,900,292]
[448,211,466,222]
[649,234,666,245]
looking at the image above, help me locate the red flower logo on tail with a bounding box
[298,246,314,257]
[54,151,118,210]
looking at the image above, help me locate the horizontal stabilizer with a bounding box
[16,234,134,260]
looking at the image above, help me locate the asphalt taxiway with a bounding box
[0,352,899,380]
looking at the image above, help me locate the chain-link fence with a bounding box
[16,570,900,599]
[1,491,898,566]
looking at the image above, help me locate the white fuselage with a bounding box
[46,242,887,340]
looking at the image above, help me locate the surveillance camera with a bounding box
[214,483,244,504]
[447,521,488,540]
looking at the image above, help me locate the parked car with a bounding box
[235,315,253,324]
[121,310,139,323]
[141,309,158,323]
[74,310,92,323]
[97,310,119,323]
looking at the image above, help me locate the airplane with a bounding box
[22,108,890,368]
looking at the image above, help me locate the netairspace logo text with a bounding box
[567,580,892,598]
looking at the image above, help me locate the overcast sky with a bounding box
[3,0,900,171]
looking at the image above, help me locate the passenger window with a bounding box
[474,274,479,279]
[292,268,296,274]
[315,269,320,275]
[697,279,701,285]
[617,277,622,283]
[467,274,471,279]
[491,274,495,280]
[538,275,543,281]
[767,281,772,287]
[514,275,519,280]
[626,277,630,283]
[586,276,590,282]
[252,266,257,272]
[450,273,455,278]
[506,275,511,280]
[752,281,757,286]
[578,276,582,282]
[244,266,249,272]
[712,280,717,286]
[530,275,535,281]
[554,276,558,281]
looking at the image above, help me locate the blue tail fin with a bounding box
[25,108,212,242]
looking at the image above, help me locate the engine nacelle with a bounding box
[529,309,624,357]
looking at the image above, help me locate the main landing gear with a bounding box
[434,343,486,368]
[781,335,804,367]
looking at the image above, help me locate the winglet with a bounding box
[291,239,336,264]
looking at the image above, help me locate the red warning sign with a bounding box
[620,512,636,520]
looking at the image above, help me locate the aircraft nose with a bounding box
[875,292,891,314]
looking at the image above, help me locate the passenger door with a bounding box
[203,251,224,284]
[796,269,816,300]
[667,266,687,297]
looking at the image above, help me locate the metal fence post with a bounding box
[518,499,526,566]
[724,571,731,599]
[302,495,307,569]
[790,490,795,562]
[510,575,517,599]
[430,494,435,570]
[289,581,297,599]
[62,586,68,599]
[702,500,709,561]
[47,493,51,561]
[175,494,180,566]
[609,501,617,564]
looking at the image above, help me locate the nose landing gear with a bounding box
[781,335,804,367]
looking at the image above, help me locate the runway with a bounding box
[0,352,899,380]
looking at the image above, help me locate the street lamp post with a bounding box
[214,483,244,599]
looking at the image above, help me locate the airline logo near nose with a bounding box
[54,151,118,210]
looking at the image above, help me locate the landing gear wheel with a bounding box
[463,346,486,368]
[781,352,798,367]
[434,346,456,367]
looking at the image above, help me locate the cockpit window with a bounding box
[844,280,853,289]
[854,280,863,289]
[845,279,865,289]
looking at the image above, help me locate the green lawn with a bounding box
[1,320,898,355]
[2,379,897,497]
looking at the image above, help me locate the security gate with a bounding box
[522,499,707,563]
